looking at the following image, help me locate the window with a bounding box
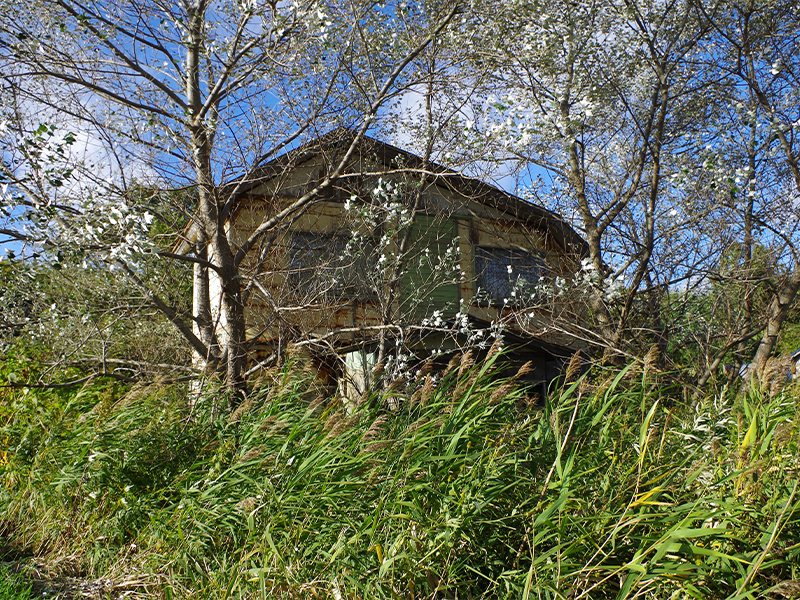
[475,246,546,306]
[288,232,377,300]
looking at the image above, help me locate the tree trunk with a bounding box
[750,269,800,375]
[185,1,247,398]
[195,167,248,398]
[192,240,219,367]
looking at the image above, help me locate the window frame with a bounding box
[473,246,547,307]
[287,231,378,302]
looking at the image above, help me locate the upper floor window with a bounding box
[288,232,377,301]
[475,246,546,306]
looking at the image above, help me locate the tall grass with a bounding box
[0,563,32,600]
[1,350,798,599]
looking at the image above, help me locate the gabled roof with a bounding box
[237,128,587,254]
[179,129,588,256]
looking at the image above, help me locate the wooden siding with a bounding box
[400,213,461,322]
[202,171,583,355]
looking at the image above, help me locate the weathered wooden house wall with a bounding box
[197,133,587,388]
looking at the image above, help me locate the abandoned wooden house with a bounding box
[183,130,588,395]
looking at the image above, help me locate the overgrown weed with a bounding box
[1,352,798,599]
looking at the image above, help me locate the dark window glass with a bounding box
[475,246,546,306]
[288,232,377,300]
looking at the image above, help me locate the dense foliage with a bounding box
[1,348,798,599]
[0,255,192,381]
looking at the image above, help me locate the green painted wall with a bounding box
[400,214,460,323]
